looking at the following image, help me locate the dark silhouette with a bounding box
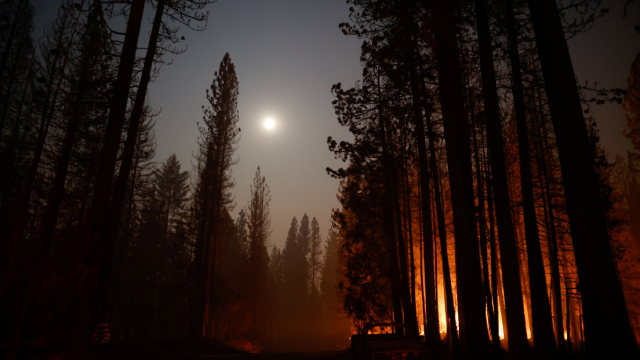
[1,1,638,359]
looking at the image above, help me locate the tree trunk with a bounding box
[534,109,566,353]
[485,149,502,346]
[565,272,572,355]
[408,49,439,347]
[0,62,67,307]
[376,72,405,332]
[430,3,490,354]
[470,105,500,350]
[39,67,92,254]
[64,0,146,353]
[503,0,557,354]
[526,0,638,357]
[473,0,529,355]
[0,7,76,306]
[388,118,419,336]
[96,0,166,330]
[417,62,461,358]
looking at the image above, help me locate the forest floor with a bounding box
[8,340,354,360]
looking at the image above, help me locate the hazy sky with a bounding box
[30,0,640,250]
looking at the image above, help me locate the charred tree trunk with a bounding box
[377,72,405,332]
[470,106,500,350]
[64,0,146,353]
[429,2,492,353]
[473,0,528,355]
[418,51,460,358]
[39,61,94,254]
[6,21,97,354]
[504,0,557,354]
[389,149,418,336]
[534,110,566,353]
[407,49,439,348]
[425,110,460,356]
[527,0,638,357]
[190,174,210,340]
[0,10,76,306]
[96,0,166,329]
[485,147,501,345]
[565,273,572,354]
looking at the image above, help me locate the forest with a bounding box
[0,0,639,359]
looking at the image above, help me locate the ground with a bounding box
[8,341,354,360]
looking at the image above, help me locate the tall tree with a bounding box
[155,154,190,235]
[309,217,322,290]
[38,0,114,256]
[527,0,638,357]
[0,0,79,308]
[191,52,240,340]
[299,214,311,266]
[282,216,303,350]
[425,1,491,354]
[104,0,213,290]
[503,0,557,354]
[473,0,530,355]
[245,166,271,342]
[65,0,146,352]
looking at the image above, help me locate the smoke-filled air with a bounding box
[1,0,640,359]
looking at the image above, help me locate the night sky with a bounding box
[29,0,640,250]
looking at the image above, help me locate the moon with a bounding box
[264,118,276,130]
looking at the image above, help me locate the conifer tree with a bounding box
[266,245,285,347]
[39,0,115,256]
[106,0,214,282]
[245,166,271,341]
[527,0,638,357]
[191,52,240,340]
[155,154,190,235]
[65,0,146,351]
[282,216,300,349]
[320,228,346,348]
[309,217,322,290]
[299,214,311,264]
[473,0,530,355]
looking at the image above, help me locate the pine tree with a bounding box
[320,228,344,348]
[266,245,284,347]
[65,0,146,351]
[190,52,240,340]
[245,166,271,342]
[282,216,300,349]
[38,0,115,255]
[309,217,322,290]
[527,0,638,357]
[155,154,190,235]
[298,214,311,263]
[473,0,529,355]
[307,217,323,350]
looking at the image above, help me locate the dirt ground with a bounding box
[9,341,354,360]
